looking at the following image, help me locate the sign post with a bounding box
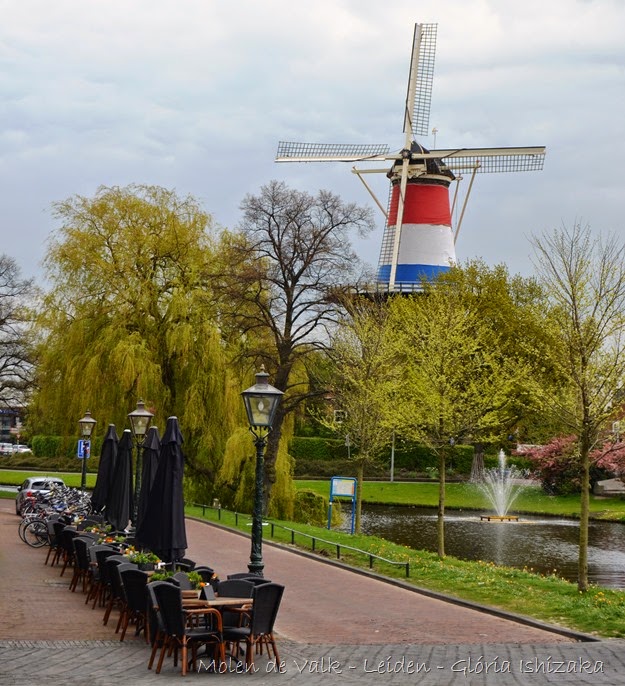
[77,439,91,459]
[77,439,91,493]
[327,476,357,534]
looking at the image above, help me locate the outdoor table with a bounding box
[183,596,253,636]
[183,597,253,609]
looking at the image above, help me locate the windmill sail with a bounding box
[276,23,546,292]
[404,23,437,138]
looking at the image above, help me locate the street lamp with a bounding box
[128,399,154,526]
[77,410,97,491]
[241,367,283,576]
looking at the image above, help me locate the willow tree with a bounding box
[215,180,375,509]
[388,268,539,558]
[31,184,236,494]
[531,222,625,592]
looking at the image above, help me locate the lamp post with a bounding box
[128,399,154,527]
[241,367,283,576]
[78,410,97,491]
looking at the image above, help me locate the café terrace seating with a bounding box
[69,535,97,593]
[43,514,62,566]
[150,580,225,676]
[222,582,285,669]
[87,546,120,608]
[57,526,79,576]
[39,521,285,674]
[117,567,150,642]
[103,559,136,627]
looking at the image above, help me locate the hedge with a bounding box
[294,458,387,479]
[31,434,104,460]
[289,436,347,461]
[289,436,474,474]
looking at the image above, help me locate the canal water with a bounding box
[359,504,625,589]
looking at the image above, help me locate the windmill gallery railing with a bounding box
[186,501,411,578]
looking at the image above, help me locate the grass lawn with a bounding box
[0,469,97,490]
[295,479,625,521]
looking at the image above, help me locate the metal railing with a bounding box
[186,501,410,578]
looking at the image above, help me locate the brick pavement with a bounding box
[2,500,625,685]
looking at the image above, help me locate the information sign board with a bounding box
[330,477,356,498]
[327,476,357,534]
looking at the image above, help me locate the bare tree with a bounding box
[217,180,375,505]
[0,255,35,409]
[531,222,625,592]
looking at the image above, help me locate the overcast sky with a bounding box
[2,0,624,282]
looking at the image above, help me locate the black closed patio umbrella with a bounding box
[105,429,134,532]
[91,424,119,514]
[136,425,161,531]
[135,416,187,563]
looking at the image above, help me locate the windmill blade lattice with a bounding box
[404,23,437,138]
[435,147,546,174]
[276,141,390,163]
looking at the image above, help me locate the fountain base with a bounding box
[480,514,519,522]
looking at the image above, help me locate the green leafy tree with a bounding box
[531,222,625,592]
[318,298,398,533]
[31,184,237,497]
[388,269,540,557]
[434,260,565,444]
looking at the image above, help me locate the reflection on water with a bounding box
[359,504,625,589]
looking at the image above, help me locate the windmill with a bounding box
[276,23,546,292]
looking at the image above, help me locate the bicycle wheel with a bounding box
[23,520,49,548]
[18,517,37,543]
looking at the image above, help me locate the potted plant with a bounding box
[128,551,161,571]
[187,571,205,590]
[149,570,175,582]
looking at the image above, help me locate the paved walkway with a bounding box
[1,501,625,684]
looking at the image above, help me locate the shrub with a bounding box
[447,445,474,474]
[292,489,329,527]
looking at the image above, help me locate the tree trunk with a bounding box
[262,405,285,513]
[437,451,446,558]
[355,462,364,534]
[578,441,590,592]
[470,444,484,482]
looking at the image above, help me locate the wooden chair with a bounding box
[151,581,225,676]
[118,568,150,642]
[222,582,284,669]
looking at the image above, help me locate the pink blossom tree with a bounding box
[521,434,625,494]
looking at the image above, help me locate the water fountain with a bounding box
[478,449,524,522]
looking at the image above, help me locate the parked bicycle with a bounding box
[17,484,95,548]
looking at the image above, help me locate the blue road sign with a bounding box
[77,439,91,459]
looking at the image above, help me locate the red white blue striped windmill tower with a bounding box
[276,23,546,292]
